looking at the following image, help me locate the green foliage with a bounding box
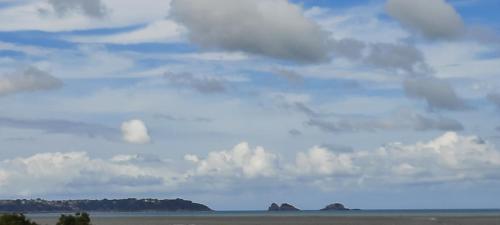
[56,213,91,225]
[0,214,38,225]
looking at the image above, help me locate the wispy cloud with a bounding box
[0,116,118,140]
[165,71,227,94]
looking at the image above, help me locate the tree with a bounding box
[56,213,91,225]
[0,214,38,225]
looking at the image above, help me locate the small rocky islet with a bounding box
[268,203,300,211]
[267,202,353,211]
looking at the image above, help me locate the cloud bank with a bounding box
[1,132,499,196]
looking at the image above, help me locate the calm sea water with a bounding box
[26,209,500,218]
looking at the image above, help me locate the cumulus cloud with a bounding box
[386,0,464,39]
[170,0,330,63]
[0,67,62,97]
[185,142,278,178]
[293,146,355,176]
[404,77,467,111]
[165,72,226,94]
[46,0,108,18]
[0,116,118,139]
[121,119,151,144]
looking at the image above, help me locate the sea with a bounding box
[26,209,500,218]
[25,210,500,225]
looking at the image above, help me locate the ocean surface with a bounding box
[26,209,500,217]
[27,210,500,225]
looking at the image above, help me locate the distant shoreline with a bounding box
[0,198,212,213]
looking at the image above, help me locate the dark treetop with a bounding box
[0,198,212,212]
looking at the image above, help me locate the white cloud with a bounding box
[170,0,331,63]
[0,67,62,96]
[293,146,355,176]
[185,142,278,178]
[121,119,151,144]
[386,0,464,39]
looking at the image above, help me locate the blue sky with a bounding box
[1,0,500,210]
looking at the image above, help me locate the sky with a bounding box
[0,0,500,210]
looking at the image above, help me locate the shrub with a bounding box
[0,214,38,225]
[56,213,91,225]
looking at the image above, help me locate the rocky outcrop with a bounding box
[321,203,349,211]
[268,203,280,211]
[268,203,300,211]
[279,203,300,211]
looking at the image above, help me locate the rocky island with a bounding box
[268,203,300,211]
[321,203,350,211]
[0,198,212,212]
